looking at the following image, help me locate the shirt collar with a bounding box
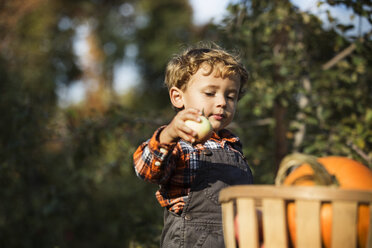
[211,129,240,144]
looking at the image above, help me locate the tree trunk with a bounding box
[274,100,288,172]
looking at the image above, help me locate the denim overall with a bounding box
[160,148,253,248]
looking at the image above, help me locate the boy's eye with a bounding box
[227,94,237,100]
[204,92,215,96]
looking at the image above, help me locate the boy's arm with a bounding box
[159,108,201,144]
[133,126,178,184]
[133,108,201,184]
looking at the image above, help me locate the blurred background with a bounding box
[0,0,371,247]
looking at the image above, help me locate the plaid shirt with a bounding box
[133,126,247,214]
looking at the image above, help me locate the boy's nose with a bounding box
[216,95,227,108]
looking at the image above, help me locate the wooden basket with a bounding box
[219,185,372,248]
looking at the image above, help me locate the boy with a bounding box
[133,44,253,247]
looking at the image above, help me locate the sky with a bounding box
[57,0,371,106]
[189,0,236,25]
[190,0,371,34]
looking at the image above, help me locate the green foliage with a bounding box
[220,0,372,183]
[0,0,174,246]
[1,0,371,246]
[54,105,163,247]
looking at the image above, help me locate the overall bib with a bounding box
[160,148,253,248]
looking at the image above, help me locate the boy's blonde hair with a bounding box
[165,44,249,99]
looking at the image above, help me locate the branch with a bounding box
[347,139,372,166]
[321,31,372,71]
[293,76,311,151]
[322,43,356,70]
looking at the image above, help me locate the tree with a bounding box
[218,0,372,183]
[1,0,370,246]
[0,0,202,246]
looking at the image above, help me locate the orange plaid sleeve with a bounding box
[133,126,177,184]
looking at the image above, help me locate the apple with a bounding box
[185,116,213,143]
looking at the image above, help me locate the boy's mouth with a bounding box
[212,114,224,121]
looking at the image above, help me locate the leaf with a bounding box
[366,109,372,123]
[336,24,354,32]
[356,138,365,149]
[279,66,289,76]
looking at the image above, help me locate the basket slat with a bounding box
[331,201,358,248]
[219,186,372,248]
[367,205,372,248]
[222,201,236,248]
[262,198,288,248]
[219,186,372,203]
[237,198,259,248]
[296,200,321,248]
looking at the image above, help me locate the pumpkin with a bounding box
[275,154,372,248]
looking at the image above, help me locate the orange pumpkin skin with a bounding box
[284,156,372,248]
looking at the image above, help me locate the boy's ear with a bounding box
[169,87,184,109]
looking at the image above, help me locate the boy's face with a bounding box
[177,64,240,132]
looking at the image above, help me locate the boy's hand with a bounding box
[159,108,201,144]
